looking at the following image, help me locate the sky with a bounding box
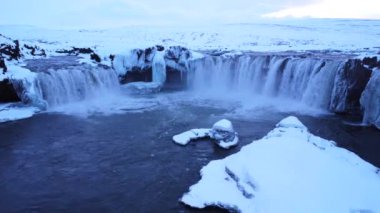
[0,0,379,28]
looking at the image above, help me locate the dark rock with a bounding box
[119,67,152,84]
[109,54,115,61]
[24,44,47,57]
[90,53,101,63]
[165,46,191,63]
[362,57,379,68]
[144,47,155,63]
[56,47,94,55]
[162,66,188,90]
[0,58,7,73]
[330,59,372,114]
[0,79,21,103]
[156,45,164,51]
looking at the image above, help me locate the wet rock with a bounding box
[363,56,379,68]
[56,47,94,55]
[0,79,21,103]
[156,45,164,51]
[0,58,7,73]
[330,59,372,114]
[119,67,152,84]
[23,44,46,57]
[90,53,101,63]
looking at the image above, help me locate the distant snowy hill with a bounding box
[1,19,380,59]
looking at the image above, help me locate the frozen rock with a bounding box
[173,119,239,149]
[173,128,211,145]
[212,119,234,132]
[123,82,162,94]
[181,116,380,212]
[360,69,380,129]
[211,119,239,149]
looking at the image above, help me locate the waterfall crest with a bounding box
[32,66,120,108]
[188,55,345,110]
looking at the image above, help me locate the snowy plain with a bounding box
[1,19,380,61]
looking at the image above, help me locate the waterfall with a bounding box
[360,69,380,128]
[188,55,345,110]
[31,66,120,108]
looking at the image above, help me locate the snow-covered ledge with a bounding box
[181,116,380,212]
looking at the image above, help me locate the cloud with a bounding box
[263,0,380,19]
[0,0,378,28]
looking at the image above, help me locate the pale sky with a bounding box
[0,0,379,28]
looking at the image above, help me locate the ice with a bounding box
[0,104,38,122]
[181,116,380,212]
[152,50,166,85]
[123,82,162,94]
[173,119,239,149]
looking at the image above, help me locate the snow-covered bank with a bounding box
[181,116,380,212]
[361,69,380,129]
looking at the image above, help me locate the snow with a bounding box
[0,19,379,62]
[173,128,211,145]
[212,119,234,132]
[181,116,380,212]
[0,64,36,81]
[0,104,38,122]
[173,119,239,149]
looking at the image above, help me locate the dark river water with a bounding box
[0,98,379,213]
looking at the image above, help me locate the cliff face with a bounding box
[330,59,372,114]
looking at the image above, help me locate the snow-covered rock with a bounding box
[210,119,239,149]
[181,116,380,212]
[173,119,239,149]
[212,119,234,132]
[360,69,380,129]
[173,128,211,145]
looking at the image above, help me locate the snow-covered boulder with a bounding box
[210,119,239,149]
[173,119,239,149]
[181,116,380,212]
[360,69,380,129]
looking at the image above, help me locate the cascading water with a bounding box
[188,55,345,111]
[32,66,120,108]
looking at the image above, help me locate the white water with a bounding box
[33,66,120,108]
[188,55,344,113]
